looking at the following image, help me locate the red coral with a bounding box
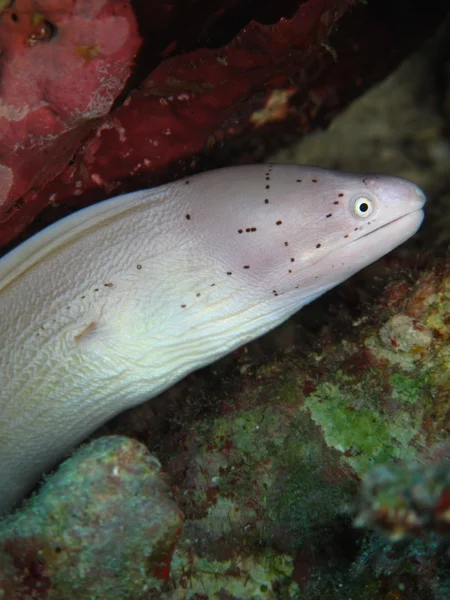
[0,0,140,243]
[0,0,448,249]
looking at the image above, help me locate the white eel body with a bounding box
[0,164,425,514]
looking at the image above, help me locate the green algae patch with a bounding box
[265,414,357,545]
[179,399,358,559]
[389,371,429,404]
[168,548,296,599]
[304,382,420,476]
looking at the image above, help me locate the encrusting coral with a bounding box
[0,437,184,599]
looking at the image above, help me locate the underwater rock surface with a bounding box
[0,436,184,599]
[356,451,450,540]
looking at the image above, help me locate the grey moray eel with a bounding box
[0,164,426,514]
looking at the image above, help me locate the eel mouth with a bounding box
[357,207,425,242]
[289,207,425,279]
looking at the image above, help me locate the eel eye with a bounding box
[352,196,374,218]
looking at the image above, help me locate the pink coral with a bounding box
[0,0,140,241]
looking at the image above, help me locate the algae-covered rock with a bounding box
[0,436,184,599]
[356,450,450,540]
